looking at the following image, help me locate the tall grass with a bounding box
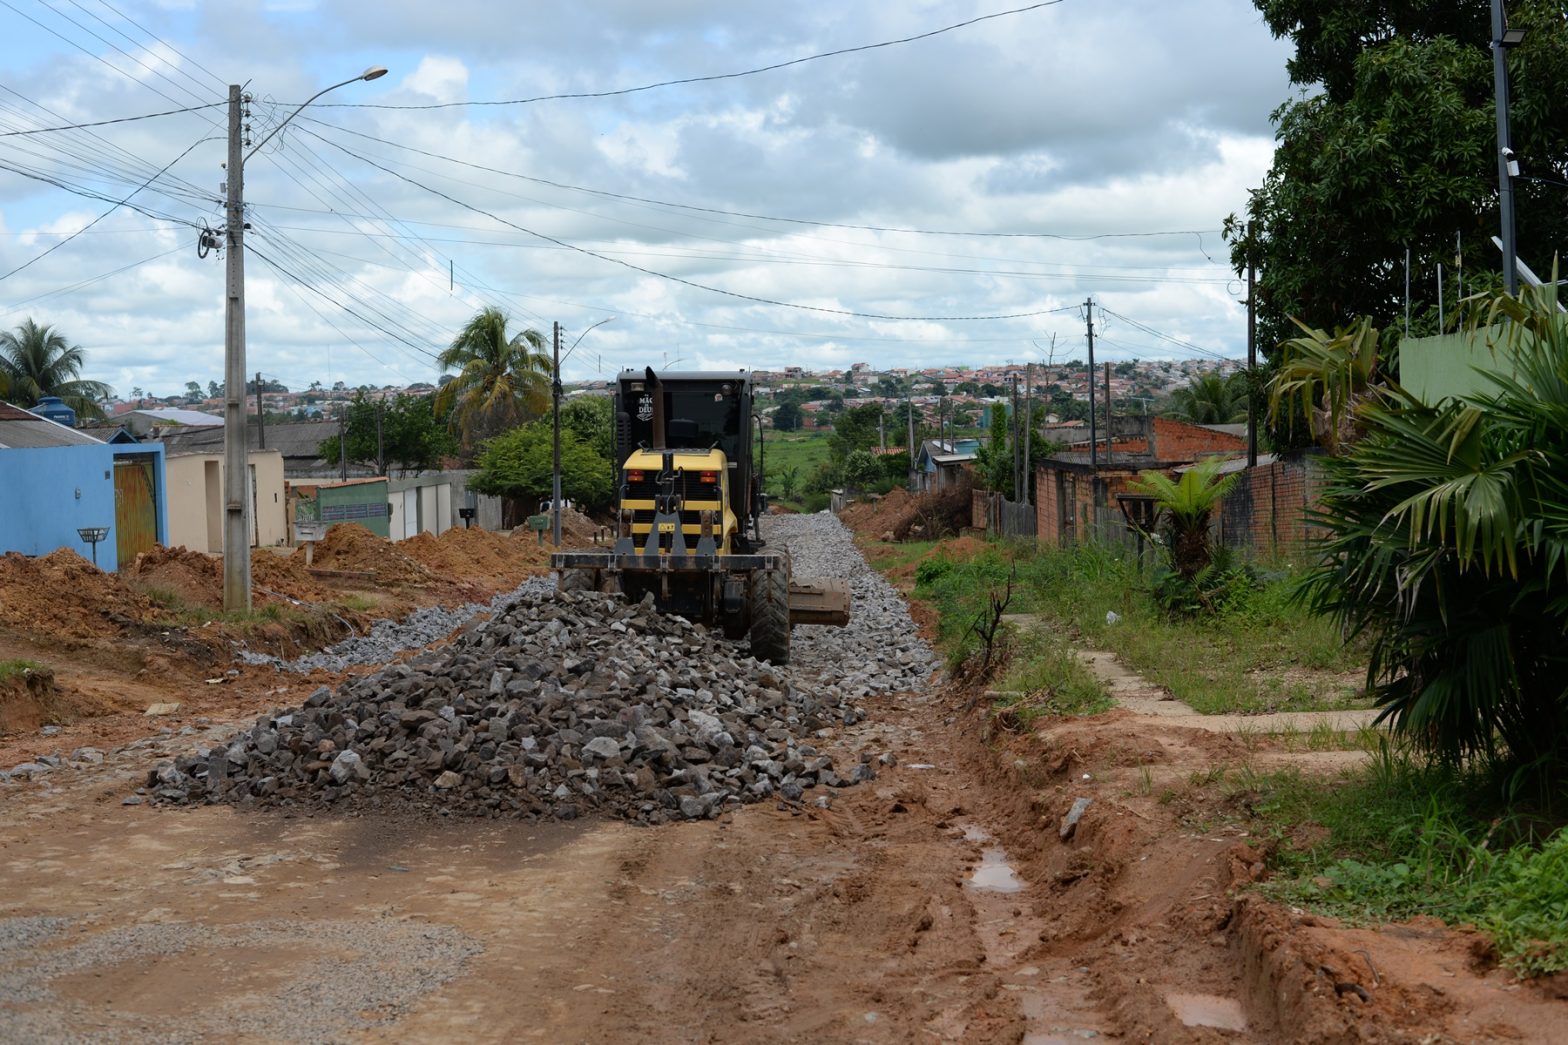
[1243,747,1568,975]
[912,540,1364,714]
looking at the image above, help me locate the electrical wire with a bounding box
[307,133,1091,323]
[314,1,1069,111]
[1096,307,1234,362]
[299,115,1222,247]
[0,130,209,282]
[0,101,222,138]
[0,243,183,316]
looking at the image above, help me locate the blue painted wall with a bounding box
[0,443,166,571]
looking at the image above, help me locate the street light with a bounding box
[221,67,386,612]
[551,317,614,546]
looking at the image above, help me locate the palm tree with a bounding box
[0,319,114,419]
[433,307,551,450]
[1165,372,1248,425]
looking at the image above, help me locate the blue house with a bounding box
[0,402,168,571]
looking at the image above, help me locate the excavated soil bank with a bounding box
[0,550,155,639]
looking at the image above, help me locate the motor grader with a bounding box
[550,368,849,664]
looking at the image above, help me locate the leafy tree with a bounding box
[0,318,113,418]
[469,421,613,511]
[561,394,614,460]
[184,381,203,400]
[772,401,803,431]
[1269,315,1384,452]
[772,465,800,501]
[1164,372,1249,425]
[433,306,551,451]
[208,380,221,398]
[1292,278,1568,793]
[976,400,1012,496]
[880,449,911,483]
[828,402,885,461]
[954,380,981,396]
[245,377,288,394]
[317,392,456,475]
[980,382,1005,397]
[842,449,883,491]
[1231,1,1568,370]
[1129,459,1239,579]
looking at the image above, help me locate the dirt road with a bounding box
[4,516,1566,1043]
[0,684,1121,1044]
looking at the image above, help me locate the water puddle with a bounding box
[963,825,1025,894]
[1165,992,1248,1032]
[949,823,1109,1044]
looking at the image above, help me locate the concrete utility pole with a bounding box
[338,407,348,481]
[552,321,563,547]
[1009,372,1020,497]
[906,384,917,491]
[375,399,386,476]
[1084,298,1098,468]
[1492,0,1520,295]
[219,67,385,613]
[221,85,251,612]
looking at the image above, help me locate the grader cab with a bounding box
[551,368,848,665]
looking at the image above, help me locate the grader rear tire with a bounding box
[748,566,791,665]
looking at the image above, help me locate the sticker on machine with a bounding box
[636,394,654,422]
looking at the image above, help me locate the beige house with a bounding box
[164,450,287,552]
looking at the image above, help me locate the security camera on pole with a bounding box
[219,67,386,612]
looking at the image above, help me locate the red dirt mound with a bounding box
[0,549,155,639]
[123,545,224,610]
[841,478,975,542]
[400,526,552,591]
[511,506,603,544]
[293,523,434,586]
[249,549,331,602]
[124,545,332,608]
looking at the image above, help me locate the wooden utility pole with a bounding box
[1016,362,1028,505]
[1085,299,1098,468]
[551,321,563,547]
[1103,362,1114,468]
[1246,231,1258,468]
[254,371,265,450]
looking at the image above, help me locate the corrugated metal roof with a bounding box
[0,402,105,447]
[131,407,221,426]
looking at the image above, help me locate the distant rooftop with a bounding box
[130,407,221,426]
[0,402,105,448]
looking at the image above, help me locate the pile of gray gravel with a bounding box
[152,588,874,823]
[151,511,936,825]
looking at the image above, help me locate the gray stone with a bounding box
[1059,797,1092,841]
[582,736,621,760]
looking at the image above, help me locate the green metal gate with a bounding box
[114,455,157,568]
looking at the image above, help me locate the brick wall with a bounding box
[1035,464,1144,546]
[1216,453,1324,556]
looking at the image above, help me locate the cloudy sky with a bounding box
[0,0,1293,397]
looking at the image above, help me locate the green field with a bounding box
[758,429,834,488]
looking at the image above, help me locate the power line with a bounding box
[300,115,1220,246]
[0,101,221,138]
[315,1,1069,111]
[0,243,182,316]
[308,133,1090,323]
[0,130,209,282]
[1096,307,1234,362]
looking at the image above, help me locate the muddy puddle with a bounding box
[959,824,1108,1043]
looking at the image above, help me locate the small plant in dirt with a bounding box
[0,659,46,681]
[1128,458,1252,616]
[994,629,1112,720]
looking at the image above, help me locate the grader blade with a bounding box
[787,577,850,626]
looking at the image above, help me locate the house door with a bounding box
[114,456,157,567]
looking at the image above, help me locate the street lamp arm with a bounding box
[244,66,387,165]
[562,316,615,366]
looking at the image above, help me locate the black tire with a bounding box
[748,565,791,665]
[558,568,594,593]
